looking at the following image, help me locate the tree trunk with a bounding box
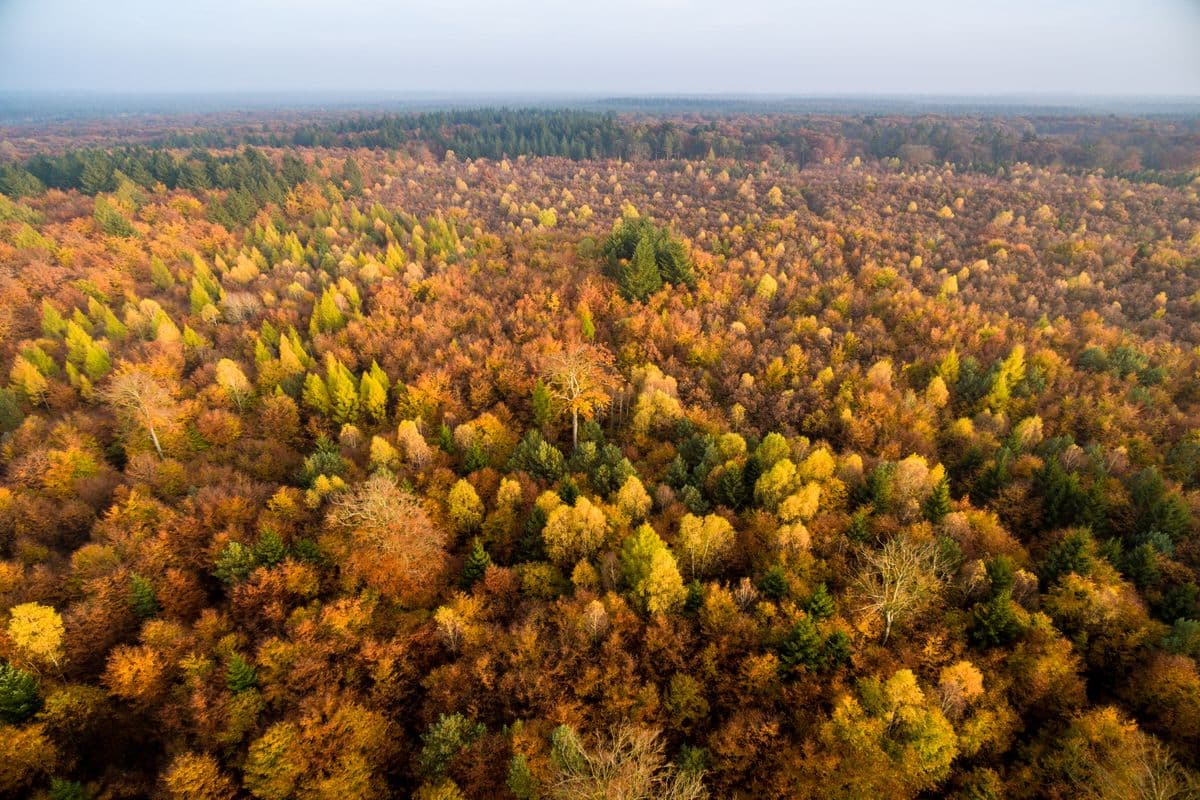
[148,424,164,459]
[572,409,579,451]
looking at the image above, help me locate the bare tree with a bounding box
[101,365,175,458]
[551,723,707,800]
[855,534,945,644]
[1089,733,1197,800]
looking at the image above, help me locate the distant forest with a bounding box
[3,109,1198,192]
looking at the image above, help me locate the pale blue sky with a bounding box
[1,0,1198,95]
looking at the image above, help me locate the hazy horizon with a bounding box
[2,0,1198,97]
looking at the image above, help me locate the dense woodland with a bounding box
[0,108,1199,799]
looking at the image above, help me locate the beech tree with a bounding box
[543,342,618,450]
[325,473,449,603]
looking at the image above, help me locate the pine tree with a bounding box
[254,529,287,567]
[9,356,48,405]
[806,582,836,620]
[758,565,789,599]
[507,755,537,800]
[150,255,175,289]
[343,156,364,196]
[971,591,1022,647]
[129,574,159,619]
[309,287,346,336]
[923,477,952,523]
[578,303,596,341]
[326,357,360,425]
[620,231,663,301]
[302,372,331,416]
[190,277,213,313]
[778,617,823,675]
[531,379,553,431]
[226,654,258,693]
[0,662,40,723]
[41,300,67,337]
[359,371,388,424]
[460,538,491,588]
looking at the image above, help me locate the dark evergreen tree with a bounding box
[923,477,952,523]
[778,617,823,675]
[0,662,40,723]
[130,574,159,619]
[461,537,492,588]
[758,565,788,600]
[342,155,364,195]
[805,583,836,620]
[620,231,664,302]
[226,654,258,693]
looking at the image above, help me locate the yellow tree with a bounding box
[542,341,618,450]
[6,602,64,671]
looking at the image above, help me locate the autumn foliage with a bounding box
[0,107,1199,798]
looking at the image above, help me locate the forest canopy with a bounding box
[0,107,1199,799]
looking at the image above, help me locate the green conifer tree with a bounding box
[460,538,492,588]
[620,231,663,302]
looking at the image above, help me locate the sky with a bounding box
[1,0,1198,97]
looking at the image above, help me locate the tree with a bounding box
[621,524,686,614]
[448,479,484,535]
[93,196,134,237]
[806,583,836,620]
[244,722,305,800]
[615,474,652,522]
[6,602,64,670]
[460,538,491,588]
[543,342,618,450]
[0,723,56,795]
[549,724,706,800]
[359,368,389,424]
[621,231,665,301]
[342,155,364,195]
[226,654,258,693]
[130,574,159,618]
[677,513,735,579]
[9,355,48,406]
[161,752,236,800]
[923,477,952,523]
[101,364,174,458]
[542,496,608,567]
[326,472,450,603]
[418,713,484,780]
[808,670,958,799]
[601,216,694,297]
[215,358,253,409]
[855,535,944,644]
[532,378,554,431]
[970,557,1026,647]
[0,662,40,722]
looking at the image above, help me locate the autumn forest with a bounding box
[1,106,1200,799]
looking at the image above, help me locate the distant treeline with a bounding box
[155,109,1200,175]
[2,110,1198,198]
